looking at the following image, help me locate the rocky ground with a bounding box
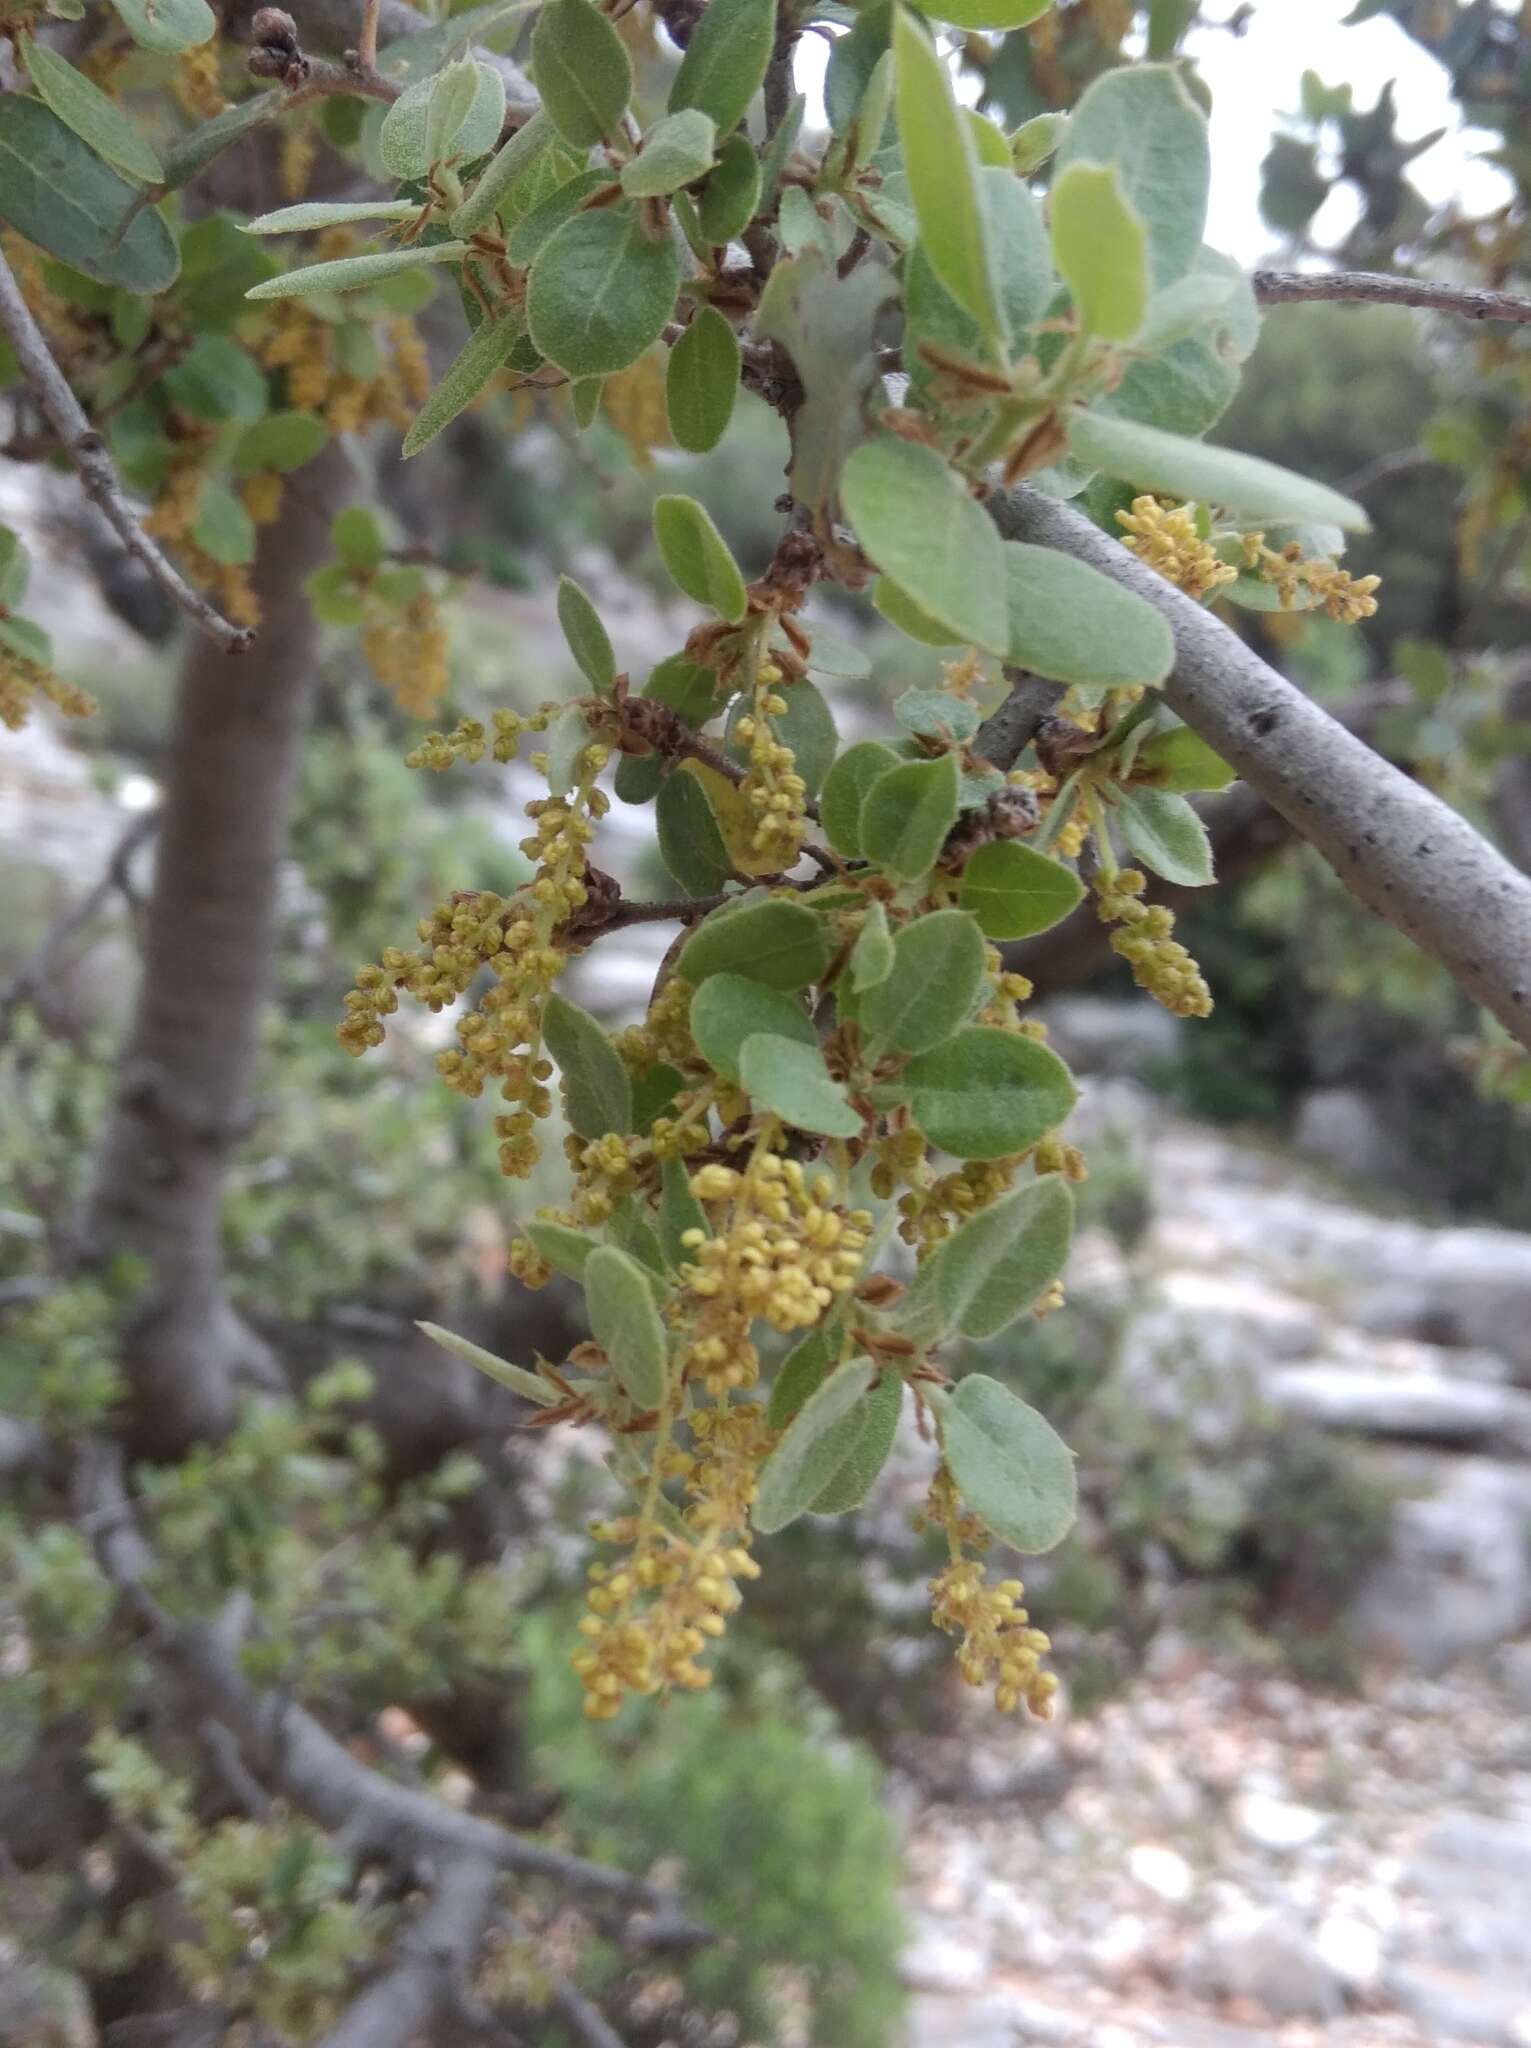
[899,1055,1531,2048]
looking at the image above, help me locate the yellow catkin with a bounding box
[1116,495,1238,601]
[279,125,319,201]
[173,42,227,119]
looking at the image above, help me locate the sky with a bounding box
[793,0,1513,263]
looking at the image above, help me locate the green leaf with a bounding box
[542,991,633,1137]
[0,615,51,665]
[768,1319,848,1428]
[911,0,1052,22]
[584,1246,668,1410]
[697,131,762,243]
[451,110,558,237]
[526,204,682,379]
[842,437,1007,652]
[247,242,466,301]
[873,577,961,649]
[531,0,631,147]
[653,494,748,621]
[333,504,387,569]
[109,0,213,53]
[165,335,267,423]
[0,527,28,611]
[417,1321,561,1406]
[810,1374,901,1514]
[1057,63,1209,290]
[1010,111,1066,174]
[904,1176,1073,1343]
[229,412,328,475]
[960,840,1082,940]
[1003,540,1174,688]
[428,58,492,165]
[1113,786,1214,885]
[380,66,505,179]
[860,751,962,882]
[556,574,616,693]
[669,0,774,136]
[244,200,425,237]
[755,1359,878,1533]
[942,1375,1077,1552]
[656,767,736,897]
[905,165,1053,389]
[378,0,533,83]
[191,480,255,565]
[849,900,894,993]
[506,167,614,267]
[402,306,522,455]
[905,1026,1077,1159]
[20,37,163,185]
[162,92,280,192]
[740,1034,861,1137]
[825,0,891,131]
[1067,410,1370,532]
[0,98,178,294]
[1147,0,1196,57]
[524,1219,595,1280]
[678,897,833,991]
[1134,723,1236,794]
[657,1156,709,1272]
[666,306,740,455]
[893,8,1004,355]
[545,704,595,797]
[820,741,903,859]
[1050,161,1147,343]
[894,688,981,746]
[861,909,985,1055]
[801,629,870,682]
[691,973,815,1082]
[622,109,717,198]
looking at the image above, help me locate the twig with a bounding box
[317,1858,501,2048]
[989,485,1531,1053]
[78,1440,709,1935]
[1252,268,1531,325]
[974,670,1065,770]
[1337,447,1444,499]
[502,1912,629,2048]
[0,252,254,654]
[356,0,382,73]
[0,809,158,1039]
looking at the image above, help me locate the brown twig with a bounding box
[0,809,159,1040]
[0,252,253,654]
[974,670,1066,771]
[356,0,382,73]
[1252,268,1531,325]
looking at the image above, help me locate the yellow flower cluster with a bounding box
[680,1154,870,1393]
[361,588,451,719]
[735,662,810,871]
[615,973,697,1078]
[256,234,430,432]
[0,646,97,732]
[600,349,671,469]
[144,441,262,630]
[405,706,550,772]
[241,472,284,527]
[1116,495,1238,601]
[930,1557,1058,1717]
[900,1158,1019,1249]
[574,1404,771,1718]
[1241,533,1382,622]
[173,42,226,118]
[1095,866,1212,1018]
[566,1129,644,1225]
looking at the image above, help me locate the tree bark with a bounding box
[83,448,352,1456]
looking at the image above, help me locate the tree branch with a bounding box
[1252,268,1531,325]
[317,1857,501,2048]
[0,809,157,1042]
[78,1439,708,1936]
[0,251,254,655]
[989,486,1531,1052]
[974,670,1065,770]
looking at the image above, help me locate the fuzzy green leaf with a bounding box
[245,200,420,235]
[417,1321,562,1405]
[904,1176,1074,1343]
[678,897,833,991]
[861,909,985,1055]
[246,242,466,301]
[768,1318,849,1428]
[380,66,504,179]
[1057,63,1209,289]
[108,0,213,54]
[402,306,523,455]
[960,840,1083,940]
[755,1358,878,1533]
[653,494,748,621]
[524,1220,595,1280]
[527,205,682,379]
[810,1374,901,1514]
[943,1375,1077,1552]
[724,676,836,797]
[543,991,633,1137]
[656,768,736,897]
[842,437,1008,652]
[0,97,178,294]
[556,574,616,693]
[859,751,962,882]
[1003,541,1174,688]
[1067,409,1370,531]
[1050,160,1148,343]
[911,0,1052,22]
[669,0,774,136]
[893,7,1004,353]
[533,0,632,147]
[691,974,815,1082]
[1114,785,1215,885]
[666,305,740,454]
[820,741,903,859]
[1134,724,1236,794]
[658,1156,709,1272]
[584,1246,668,1410]
[849,900,895,993]
[697,131,762,243]
[21,36,163,185]
[739,1034,862,1138]
[451,110,558,237]
[622,109,717,198]
[905,1026,1077,1159]
[506,167,614,267]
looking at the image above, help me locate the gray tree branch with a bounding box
[0,251,254,654]
[1252,269,1531,324]
[316,1857,500,2048]
[989,487,1531,1052]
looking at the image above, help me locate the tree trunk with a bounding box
[84,448,351,1457]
